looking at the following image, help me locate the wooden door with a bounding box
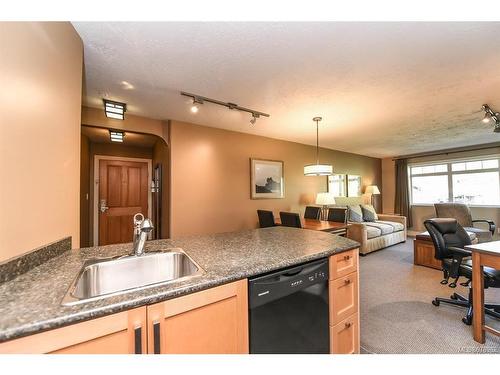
[147,279,249,354]
[0,307,147,354]
[99,159,149,245]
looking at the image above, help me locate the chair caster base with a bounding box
[432,299,440,307]
[462,316,472,325]
[450,294,457,300]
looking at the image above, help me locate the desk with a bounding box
[465,241,500,343]
[275,218,347,235]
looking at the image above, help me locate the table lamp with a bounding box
[316,192,336,220]
[365,185,381,206]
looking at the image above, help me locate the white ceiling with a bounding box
[73,22,500,158]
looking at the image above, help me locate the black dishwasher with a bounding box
[248,258,329,354]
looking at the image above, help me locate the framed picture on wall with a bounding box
[250,158,284,199]
[347,175,362,197]
[327,174,347,197]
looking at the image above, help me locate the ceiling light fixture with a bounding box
[181,91,270,123]
[109,130,124,142]
[190,96,204,113]
[103,99,127,120]
[250,113,260,125]
[482,104,500,132]
[304,117,333,176]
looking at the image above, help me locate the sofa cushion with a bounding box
[347,205,363,222]
[361,204,378,222]
[364,222,394,235]
[376,220,404,232]
[366,225,382,239]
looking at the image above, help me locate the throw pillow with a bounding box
[361,204,378,222]
[348,205,364,223]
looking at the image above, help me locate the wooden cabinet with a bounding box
[330,313,359,354]
[329,249,358,279]
[414,235,442,270]
[146,279,248,354]
[0,307,147,354]
[329,249,360,354]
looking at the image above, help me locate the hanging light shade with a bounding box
[304,117,333,176]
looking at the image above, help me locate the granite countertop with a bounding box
[0,227,359,342]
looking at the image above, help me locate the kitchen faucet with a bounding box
[132,213,154,256]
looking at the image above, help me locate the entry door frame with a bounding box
[93,155,153,246]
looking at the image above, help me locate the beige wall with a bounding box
[0,22,83,262]
[82,106,168,142]
[170,121,381,238]
[381,146,500,233]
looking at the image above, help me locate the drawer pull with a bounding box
[345,322,352,329]
[344,255,351,261]
[134,325,142,354]
[153,321,161,354]
[344,278,351,285]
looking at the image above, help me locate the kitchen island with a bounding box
[0,226,360,353]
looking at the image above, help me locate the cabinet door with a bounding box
[330,313,359,354]
[0,307,147,354]
[329,271,358,325]
[147,279,248,354]
[329,249,358,279]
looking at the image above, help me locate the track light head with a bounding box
[250,113,260,125]
[482,111,492,123]
[190,97,204,113]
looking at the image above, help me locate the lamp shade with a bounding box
[316,192,336,205]
[365,185,380,195]
[304,164,333,176]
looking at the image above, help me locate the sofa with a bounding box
[345,204,407,255]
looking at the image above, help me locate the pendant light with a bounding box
[304,117,333,176]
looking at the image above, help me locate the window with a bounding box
[409,156,500,206]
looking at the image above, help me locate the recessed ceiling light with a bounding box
[109,130,124,142]
[103,99,127,120]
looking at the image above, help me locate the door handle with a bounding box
[153,321,161,354]
[134,325,142,354]
[99,199,109,213]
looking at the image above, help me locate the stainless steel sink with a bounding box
[62,249,203,305]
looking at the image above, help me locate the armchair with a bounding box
[434,203,496,242]
[424,218,500,325]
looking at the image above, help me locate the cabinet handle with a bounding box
[344,278,351,285]
[344,255,350,261]
[345,322,352,329]
[134,326,142,354]
[153,321,161,354]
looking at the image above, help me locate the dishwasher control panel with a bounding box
[248,258,329,309]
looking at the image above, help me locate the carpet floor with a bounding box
[359,238,500,354]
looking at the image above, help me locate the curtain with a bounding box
[394,158,412,228]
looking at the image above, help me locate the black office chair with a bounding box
[327,207,347,224]
[304,206,321,220]
[257,210,276,228]
[279,212,302,228]
[424,218,500,325]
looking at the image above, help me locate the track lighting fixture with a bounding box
[481,104,500,132]
[181,91,270,124]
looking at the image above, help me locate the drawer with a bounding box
[329,249,358,280]
[329,271,358,325]
[330,313,359,354]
